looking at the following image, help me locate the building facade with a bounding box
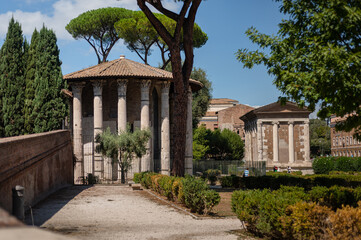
[199,98,239,130]
[64,56,201,183]
[216,104,255,140]
[330,115,361,157]
[240,102,312,170]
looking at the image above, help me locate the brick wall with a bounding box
[0,130,73,213]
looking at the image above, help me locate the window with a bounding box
[350,136,353,145]
[346,137,349,145]
[333,139,335,147]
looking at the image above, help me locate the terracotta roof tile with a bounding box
[64,57,173,80]
[63,57,202,91]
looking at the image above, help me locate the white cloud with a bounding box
[0,0,180,41]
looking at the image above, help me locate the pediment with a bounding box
[254,101,310,114]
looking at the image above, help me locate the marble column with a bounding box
[288,121,295,163]
[72,83,84,183]
[92,81,104,178]
[161,82,170,175]
[257,121,263,162]
[141,80,151,172]
[304,120,311,161]
[117,80,128,132]
[185,86,193,175]
[273,121,279,163]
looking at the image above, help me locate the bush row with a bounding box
[220,173,361,189]
[232,186,361,239]
[133,172,220,214]
[313,156,361,174]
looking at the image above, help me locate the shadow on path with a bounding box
[25,185,91,227]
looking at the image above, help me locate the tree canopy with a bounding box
[0,19,67,137]
[115,11,208,69]
[236,0,361,137]
[31,26,67,133]
[309,119,331,157]
[95,126,151,183]
[193,126,244,161]
[0,18,27,137]
[66,7,133,64]
[190,67,212,128]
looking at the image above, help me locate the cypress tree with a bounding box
[0,18,27,137]
[24,29,39,134]
[32,26,67,133]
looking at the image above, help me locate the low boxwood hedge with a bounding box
[221,173,361,190]
[134,172,220,214]
[232,185,361,239]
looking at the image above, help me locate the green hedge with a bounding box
[232,185,361,239]
[313,156,361,174]
[134,172,220,214]
[221,173,361,190]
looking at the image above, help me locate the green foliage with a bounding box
[31,26,67,133]
[280,201,332,240]
[236,0,361,136]
[192,125,211,160]
[328,202,361,240]
[191,67,212,129]
[193,126,244,161]
[66,7,133,63]
[137,172,220,214]
[313,156,361,174]
[0,17,27,137]
[309,119,331,157]
[24,29,39,134]
[95,126,151,183]
[205,169,221,185]
[312,157,336,174]
[115,11,208,69]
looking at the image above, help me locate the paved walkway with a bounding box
[26,185,242,240]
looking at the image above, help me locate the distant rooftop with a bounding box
[209,98,239,105]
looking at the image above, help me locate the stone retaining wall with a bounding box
[0,130,73,213]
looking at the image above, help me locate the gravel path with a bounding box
[26,185,242,240]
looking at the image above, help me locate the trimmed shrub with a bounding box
[205,169,221,185]
[133,172,141,183]
[182,176,209,213]
[203,190,221,214]
[313,157,335,174]
[280,201,332,240]
[220,175,241,188]
[328,202,361,239]
[335,157,356,172]
[137,172,220,214]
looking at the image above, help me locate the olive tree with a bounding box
[95,126,151,183]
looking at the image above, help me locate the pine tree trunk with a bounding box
[170,49,188,177]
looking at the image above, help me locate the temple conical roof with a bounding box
[64,56,174,80]
[63,56,202,90]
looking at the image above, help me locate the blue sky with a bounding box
[0,0,285,108]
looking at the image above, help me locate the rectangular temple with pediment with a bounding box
[240,101,312,172]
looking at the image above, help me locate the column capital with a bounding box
[272,121,279,125]
[92,80,105,96]
[288,120,294,125]
[71,82,85,96]
[117,79,128,97]
[141,80,151,89]
[161,81,171,93]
